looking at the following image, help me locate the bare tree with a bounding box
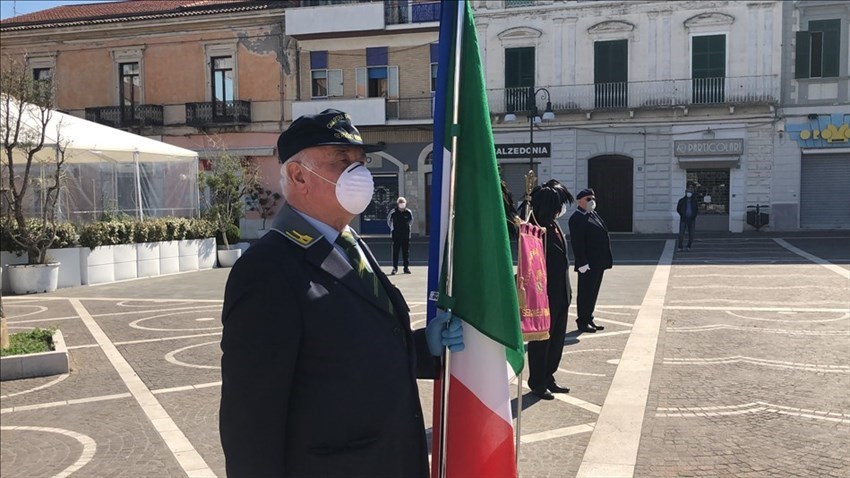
[1,57,67,265]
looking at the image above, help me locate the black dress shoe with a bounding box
[547,383,570,394]
[589,321,605,331]
[391,268,397,275]
[403,267,411,274]
[531,389,554,400]
[577,323,597,333]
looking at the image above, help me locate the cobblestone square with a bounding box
[1,236,848,477]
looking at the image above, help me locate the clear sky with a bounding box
[1,1,111,21]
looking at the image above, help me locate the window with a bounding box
[355,66,399,99]
[594,39,628,108]
[32,68,52,81]
[504,47,534,112]
[211,56,234,117]
[505,0,534,7]
[311,69,343,98]
[796,19,841,79]
[430,63,438,93]
[119,62,140,124]
[691,34,726,104]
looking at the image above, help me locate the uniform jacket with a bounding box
[676,195,700,219]
[387,208,414,238]
[545,223,572,316]
[567,208,613,272]
[219,204,437,478]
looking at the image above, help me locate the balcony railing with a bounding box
[185,100,251,127]
[85,105,163,128]
[490,76,778,114]
[386,96,435,120]
[385,1,440,25]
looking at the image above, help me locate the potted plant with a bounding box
[248,183,281,238]
[1,58,67,294]
[199,149,258,267]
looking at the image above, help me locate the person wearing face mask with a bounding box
[387,196,414,274]
[525,179,575,400]
[219,109,464,477]
[676,182,699,252]
[568,188,613,333]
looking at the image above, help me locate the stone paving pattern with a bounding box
[1,236,848,477]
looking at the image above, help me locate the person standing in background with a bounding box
[568,188,613,333]
[526,179,575,400]
[387,196,414,274]
[677,182,699,251]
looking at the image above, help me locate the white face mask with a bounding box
[686,192,693,197]
[586,199,596,211]
[398,202,406,210]
[556,203,568,219]
[301,162,375,215]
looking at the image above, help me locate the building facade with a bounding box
[0,0,294,236]
[777,0,850,230]
[475,0,792,233]
[285,0,440,235]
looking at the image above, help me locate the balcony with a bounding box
[286,0,439,38]
[84,105,163,128]
[292,96,434,126]
[490,76,779,115]
[185,100,251,127]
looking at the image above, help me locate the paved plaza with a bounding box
[1,235,848,477]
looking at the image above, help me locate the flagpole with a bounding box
[438,1,466,477]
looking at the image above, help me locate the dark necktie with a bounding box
[335,231,394,315]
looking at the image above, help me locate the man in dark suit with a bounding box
[676,182,699,251]
[386,196,414,274]
[219,109,463,477]
[568,188,613,333]
[526,180,574,400]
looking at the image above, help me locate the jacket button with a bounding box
[393,327,401,335]
[414,411,421,418]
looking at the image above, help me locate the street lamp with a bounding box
[504,87,555,206]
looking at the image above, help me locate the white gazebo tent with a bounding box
[2,98,200,222]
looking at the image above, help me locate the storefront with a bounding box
[787,114,850,230]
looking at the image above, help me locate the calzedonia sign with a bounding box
[494,143,552,159]
[674,139,743,156]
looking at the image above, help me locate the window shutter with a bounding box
[328,69,343,97]
[356,67,367,98]
[795,31,811,79]
[388,65,399,99]
[505,48,520,88]
[820,20,841,78]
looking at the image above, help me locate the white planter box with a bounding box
[1,251,27,294]
[178,240,199,272]
[0,330,69,381]
[6,262,60,294]
[136,242,161,278]
[113,244,138,281]
[159,241,180,275]
[217,247,243,268]
[47,248,82,289]
[197,238,217,270]
[82,245,115,285]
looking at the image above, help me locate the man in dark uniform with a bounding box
[219,109,463,477]
[568,188,613,333]
[386,196,414,274]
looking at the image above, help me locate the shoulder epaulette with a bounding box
[274,228,321,248]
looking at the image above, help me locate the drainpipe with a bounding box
[134,150,144,220]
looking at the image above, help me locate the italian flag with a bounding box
[427,1,524,477]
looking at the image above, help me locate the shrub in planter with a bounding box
[1,219,77,253]
[186,219,216,240]
[216,224,240,248]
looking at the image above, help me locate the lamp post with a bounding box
[504,87,555,206]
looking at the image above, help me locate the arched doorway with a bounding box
[588,155,633,232]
